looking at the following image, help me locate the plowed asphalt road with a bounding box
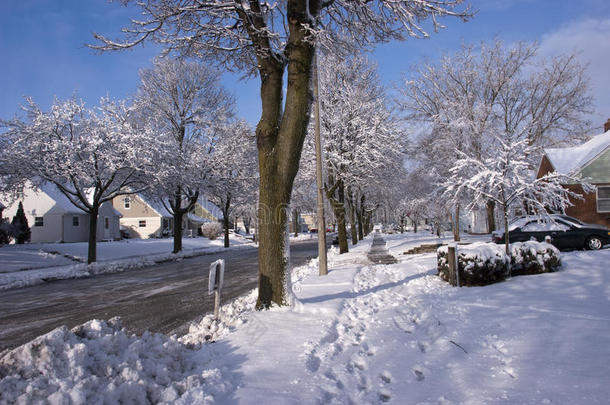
[0,238,326,352]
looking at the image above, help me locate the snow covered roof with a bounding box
[137,195,173,217]
[39,183,85,214]
[198,197,222,220]
[544,130,610,174]
[187,213,209,224]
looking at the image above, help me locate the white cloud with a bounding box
[539,18,610,131]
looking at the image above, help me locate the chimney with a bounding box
[605,118,610,133]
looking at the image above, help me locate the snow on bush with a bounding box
[201,222,222,240]
[510,241,561,275]
[437,241,561,286]
[438,242,509,286]
[0,318,230,404]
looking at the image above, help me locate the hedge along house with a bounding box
[536,120,610,227]
[1,182,122,243]
[113,194,215,239]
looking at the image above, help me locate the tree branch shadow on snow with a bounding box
[299,271,433,305]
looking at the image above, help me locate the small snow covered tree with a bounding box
[445,134,590,256]
[134,58,235,254]
[92,0,472,308]
[208,120,258,248]
[399,39,593,233]
[11,201,30,244]
[2,97,156,263]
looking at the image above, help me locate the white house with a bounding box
[1,183,122,243]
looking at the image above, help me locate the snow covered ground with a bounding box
[0,235,254,290]
[1,232,609,404]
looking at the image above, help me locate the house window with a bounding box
[34,217,44,227]
[597,186,610,212]
[124,197,131,209]
[72,216,79,226]
[139,220,146,227]
[105,217,110,229]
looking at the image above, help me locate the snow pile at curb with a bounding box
[0,318,229,404]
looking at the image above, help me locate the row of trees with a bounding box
[88,0,474,309]
[0,58,257,264]
[290,51,405,253]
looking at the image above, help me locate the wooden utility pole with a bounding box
[313,53,328,276]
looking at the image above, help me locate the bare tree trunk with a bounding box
[453,204,461,241]
[327,179,348,253]
[292,208,299,237]
[173,212,183,254]
[87,205,99,264]
[487,199,496,233]
[223,195,231,248]
[358,194,365,240]
[347,189,358,245]
[255,10,315,308]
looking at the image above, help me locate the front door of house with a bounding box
[104,217,110,239]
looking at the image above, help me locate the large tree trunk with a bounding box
[173,212,183,254]
[87,205,99,264]
[255,7,315,308]
[486,199,496,233]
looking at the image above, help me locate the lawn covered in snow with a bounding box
[1,232,609,404]
[0,235,254,290]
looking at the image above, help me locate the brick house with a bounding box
[536,120,610,227]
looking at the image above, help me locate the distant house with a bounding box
[113,194,219,239]
[536,120,610,227]
[1,183,122,243]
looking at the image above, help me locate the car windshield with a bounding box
[554,215,585,227]
[506,217,531,231]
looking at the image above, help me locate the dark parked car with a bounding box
[492,214,610,250]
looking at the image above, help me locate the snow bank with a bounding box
[0,318,230,404]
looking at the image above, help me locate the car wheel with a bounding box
[585,236,603,250]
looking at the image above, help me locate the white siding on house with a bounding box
[61,214,89,243]
[2,184,122,243]
[121,217,164,239]
[96,202,121,241]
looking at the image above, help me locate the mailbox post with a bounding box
[208,259,225,320]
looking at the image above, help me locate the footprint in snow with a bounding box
[379,389,392,403]
[413,367,425,381]
[380,371,393,384]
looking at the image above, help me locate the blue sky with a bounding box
[1,0,609,131]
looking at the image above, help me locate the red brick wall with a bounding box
[537,155,610,227]
[537,155,555,178]
[564,184,610,227]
